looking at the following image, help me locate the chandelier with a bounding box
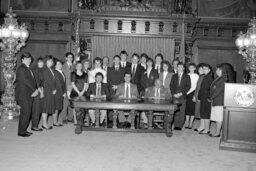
[0,8,29,119]
[235,17,256,84]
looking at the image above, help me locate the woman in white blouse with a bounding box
[184,63,199,129]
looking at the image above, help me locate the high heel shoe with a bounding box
[42,125,53,130]
[199,130,210,134]
[209,134,220,137]
[53,124,63,127]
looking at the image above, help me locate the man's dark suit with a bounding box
[15,63,37,135]
[54,70,66,110]
[120,61,131,70]
[107,66,125,95]
[170,73,191,128]
[86,82,110,98]
[127,64,145,93]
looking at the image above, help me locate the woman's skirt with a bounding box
[210,106,224,122]
[185,91,195,116]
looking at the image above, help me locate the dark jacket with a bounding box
[15,63,37,102]
[107,66,125,86]
[86,82,110,98]
[198,73,213,100]
[126,64,145,92]
[209,76,225,106]
[54,70,66,99]
[169,72,191,100]
[140,68,159,91]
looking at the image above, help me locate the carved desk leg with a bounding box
[75,108,85,134]
[130,110,135,130]
[95,109,100,128]
[148,111,153,130]
[165,110,174,137]
[112,110,118,129]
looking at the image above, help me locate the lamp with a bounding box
[235,17,256,84]
[0,8,29,120]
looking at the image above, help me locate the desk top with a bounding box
[70,97,177,111]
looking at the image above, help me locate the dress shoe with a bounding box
[199,130,210,134]
[53,124,63,127]
[75,126,83,134]
[26,131,33,135]
[184,126,189,129]
[67,119,74,123]
[194,128,204,132]
[188,126,193,129]
[42,125,53,130]
[209,134,221,137]
[31,127,43,131]
[18,133,31,137]
[173,127,182,131]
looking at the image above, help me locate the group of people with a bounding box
[15,50,231,138]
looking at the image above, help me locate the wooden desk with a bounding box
[70,97,178,137]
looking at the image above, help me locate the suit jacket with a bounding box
[144,86,171,99]
[209,76,225,106]
[86,82,110,98]
[159,72,173,89]
[62,62,74,92]
[198,73,213,100]
[127,64,145,89]
[54,70,66,99]
[33,67,43,88]
[120,61,131,70]
[140,68,159,90]
[170,72,191,100]
[115,83,139,99]
[107,66,125,86]
[15,63,37,102]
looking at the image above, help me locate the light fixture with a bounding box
[235,17,256,84]
[0,8,29,120]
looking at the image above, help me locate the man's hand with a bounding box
[90,94,95,99]
[63,93,67,98]
[53,90,56,95]
[67,91,71,99]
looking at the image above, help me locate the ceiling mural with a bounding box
[198,0,256,18]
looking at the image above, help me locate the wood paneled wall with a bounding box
[92,35,175,65]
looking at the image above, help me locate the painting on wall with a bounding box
[10,0,70,12]
[198,0,256,18]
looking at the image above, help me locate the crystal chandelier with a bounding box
[235,17,256,84]
[0,8,29,119]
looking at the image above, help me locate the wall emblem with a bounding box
[234,86,255,107]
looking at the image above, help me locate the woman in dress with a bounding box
[31,57,44,131]
[70,61,88,125]
[159,60,173,90]
[53,59,66,127]
[193,64,205,130]
[196,63,213,134]
[41,55,56,130]
[184,63,199,129]
[209,64,227,137]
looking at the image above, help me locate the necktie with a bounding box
[178,74,182,86]
[97,84,101,96]
[132,65,136,76]
[158,88,160,97]
[125,84,129,98]
[115,67,118,71]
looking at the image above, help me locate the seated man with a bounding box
[86,72,110,127]
[141,79,171,128]
[115,72,139,128]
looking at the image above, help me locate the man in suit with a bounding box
[139,53,148,70]
[127,53,144,93]
[159,60,173,90]
[154,53,163,74]
[60,52,74,124]
[115,72,139,126]
[170,62,191,130]
[107,55,125,96]
[120,50,131,69]
[102,56,110,72]
[171,58,180,74]
[86,72,110,126]
[141,79,171,128]
[15,52,38,137]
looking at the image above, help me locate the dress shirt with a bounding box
[155,64,161,73]
[88,68,107,83]
[132,64,137,75]
[141,64,147,69]
[124,83,131,98]
[96,83,101,96]
[178,72,183,86]
[187,73,199,94]
[121,61,127,68]
[155,87,160,97]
